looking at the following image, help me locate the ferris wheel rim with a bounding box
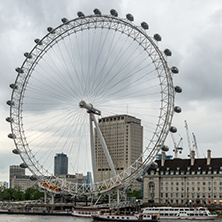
[8,11,176,194]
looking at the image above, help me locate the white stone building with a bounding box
[143,150,222,205]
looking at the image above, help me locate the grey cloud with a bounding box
[2,0,222,182]
[179,23,222,102]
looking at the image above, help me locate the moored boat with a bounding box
[142,206,217,220]
[72,207,100,218]
[92,212,159,221]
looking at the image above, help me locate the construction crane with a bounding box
[192,132,199,158]
[184,120,192,157]
[171,133,183,158]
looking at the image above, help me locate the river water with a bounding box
[0,215,222,222]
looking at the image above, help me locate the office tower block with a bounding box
[95,115,143,188]
[54,153,68,176]
[9,165,25,188]
[86,171,93,190]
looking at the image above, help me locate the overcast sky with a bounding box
[1,0,222,183]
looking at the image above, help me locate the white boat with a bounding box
[72,207,100,218]
[92,212,159,221]
[142,206,218,220]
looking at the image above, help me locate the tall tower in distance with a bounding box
[54,153,68,176]
[95,115,143,188]
[9,165,25,188]
[86,171,93,190]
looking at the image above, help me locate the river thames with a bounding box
[0,215,222,222]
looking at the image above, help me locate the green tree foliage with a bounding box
[0,184,5,192]
[0,185,5,200]
[3,188,16,201]
[15,190,25,201]
[127,190,142,199]
[2,189,12,200]
[25,187,44,200]
[0,186,44,201]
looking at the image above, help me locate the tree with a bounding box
[33,190,44,200]
[127,190,142,199]
[25,187,34,200]
[0,184,5,192]
[15,190,25,201]
[25,186,44,200]
[0,185,44,201]
[2,188,16,200]
[0,185,5,201]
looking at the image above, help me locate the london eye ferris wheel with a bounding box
[6,9,182,196]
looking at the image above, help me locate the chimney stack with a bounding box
[207,149,211,165]
[190,150,195,166]
[161,151,165,167]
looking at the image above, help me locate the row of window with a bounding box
[150,176,222,181]
[98,167,124,171]
[149,166,222,176]
[161,187,222,191]
[149,170,222,175]
[164,166,221,171]
[160,192,222,199]
[161,181,222,186]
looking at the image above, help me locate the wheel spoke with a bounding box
[8,11,177,196]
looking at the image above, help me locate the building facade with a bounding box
[95,115,143,189]
[0,181,8,189]
[59,173,87,189]
[11,175,38,191]
[143,150,222,205]
[9,165,25,188]
[86,171,93,190]
[54,153,68,176]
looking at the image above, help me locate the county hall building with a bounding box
[143,150,222,205]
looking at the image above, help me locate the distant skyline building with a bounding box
[54,153,68,176]
[59,173,87,189]
[86,171,93,190]
[0,181,8,189]
[11,175,38,191]
[9,165,25,188]
[95,115,143,190]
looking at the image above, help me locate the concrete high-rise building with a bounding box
[9,165,25,188]
[11,176,38,191]
[95,115,143,189]
[59,173,87,188]
[54,153,68,176]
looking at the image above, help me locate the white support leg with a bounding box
[44,190,47,204]
[51,194,54,204]
[91,114,117,178]
[117,189,120,205]
[79,101,117,179]
[89,113,97,185]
